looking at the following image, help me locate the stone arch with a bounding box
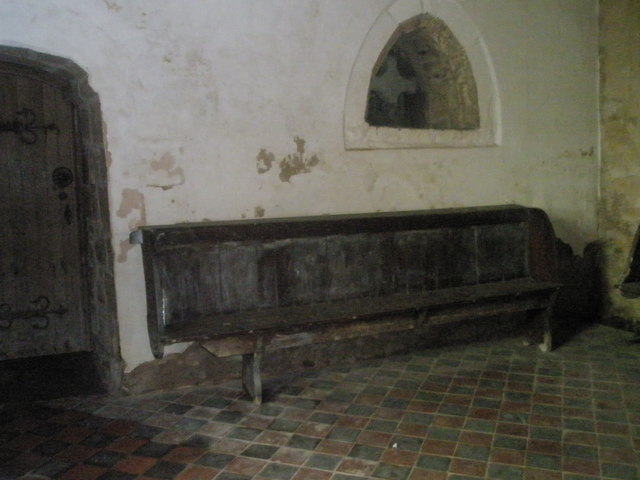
[0,46,122,392]
[344,0,501,149]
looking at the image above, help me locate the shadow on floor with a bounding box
[0,352,105,402]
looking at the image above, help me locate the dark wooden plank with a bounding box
[136,204,531,248]
[528,208,559,282]
[276,237,329,306]
[161,278,560,344]
[325,233,384,300]
[0,71,20,337]
[155,247,222,328]
[394,230,437,292]
[201,316,419,357]
[199,295,554,359]
[219,242,276,312]
[476,223,528,282]
[447,227,478,287]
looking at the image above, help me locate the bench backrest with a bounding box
[133,205,558,353]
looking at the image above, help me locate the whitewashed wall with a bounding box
[0,0,599,371]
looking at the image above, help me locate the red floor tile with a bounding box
[459,431,493,446]
[489,448,526,465]
[496,423,528,437]
[562,457,600,476]
[105,436,148,453]
[409,469,447,480]
[55,444,100,463]
[380,449,419,466]
[293,467,332,479]
[175,465,220,480]
[113,455,158,474]
[450,458,487,477]
[336,457,377,476]
[421,439,457,456]
[58,464,107,480]
[225,456,268,475]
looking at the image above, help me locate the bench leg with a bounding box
[538,307,553,352]
[522,306,554,352]
[242,351,263,405]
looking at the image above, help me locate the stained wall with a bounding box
[598,0,640,327]
[0,0,600,372]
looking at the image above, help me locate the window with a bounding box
[344,0,500,150]
[365,14,479,131]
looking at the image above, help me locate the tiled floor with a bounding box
[2,324,639,480]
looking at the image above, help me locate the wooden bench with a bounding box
[132,205,561,404]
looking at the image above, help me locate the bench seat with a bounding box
[163,278,557,342]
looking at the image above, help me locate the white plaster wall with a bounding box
[0,0,599,371]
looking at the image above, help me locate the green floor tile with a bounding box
[416,454,451,471]
[305,453,342,471]
[327,427,360,443]
[390,435,423,451]
[464,418,496,433]
[427,426,460,441]
[366,419,398,433]
[372,463,411,480]
[348,444,383,461]
[455,443,491,461]
[562,443,599,460]
[241,444,279,459]
[487,464,523,480]
[601,463,639,480]
[286,434,321,451]
[493,435,527,450]
[564,418,596,432]
[268,418,301,432]
[260,462,298,480]
[526,452,561,470]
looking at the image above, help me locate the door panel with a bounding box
[0,66,89,359]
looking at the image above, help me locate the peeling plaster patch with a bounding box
[117,188,147,222]
[278,137,320,183]
[116,188,147,263]
[254,206,265,218]
[146,152,185,190]
[256,149,275,174]
[256,137,320,182]
[557,147,596,160]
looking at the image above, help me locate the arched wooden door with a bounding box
[0,63,89,359]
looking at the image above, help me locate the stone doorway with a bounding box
[0,46,121,395]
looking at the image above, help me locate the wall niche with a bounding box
[344,0,500,150]
[366,14,479,131]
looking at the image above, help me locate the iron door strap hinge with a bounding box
[0,108,58,145]
[0,296,67,330]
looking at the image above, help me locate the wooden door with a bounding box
[0,64,89,359]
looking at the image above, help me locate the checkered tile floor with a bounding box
[2,324,639,480]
